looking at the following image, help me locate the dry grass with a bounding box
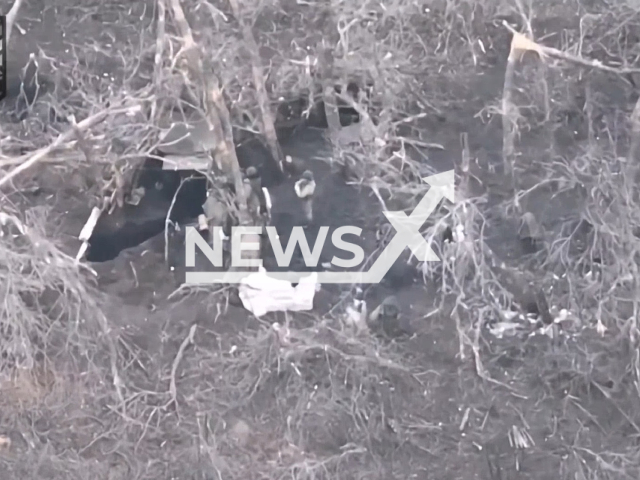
[0,207,105,369]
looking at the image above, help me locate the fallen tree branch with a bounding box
[0,105,141,189]
[0,149,88,167]
[503,21,640,75]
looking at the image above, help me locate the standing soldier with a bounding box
[244,166,270,226]
[294,170,316,226]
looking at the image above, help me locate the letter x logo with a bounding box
[383,180,449,262]
[364,170,454,283]
[385,210,438,262]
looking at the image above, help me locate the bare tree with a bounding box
[165,0,247,211]
[228,0,285,172]
[164,0,261,266]
[5,0,25,46]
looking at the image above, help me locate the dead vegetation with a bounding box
[4,0,640,478]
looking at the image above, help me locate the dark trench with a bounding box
[85,107,363,263]
[0,66,368,263]
[85,136,279,263]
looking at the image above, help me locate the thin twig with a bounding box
[166,324,197,409]
[97,311,127,413]
[68,115,95,163]
[164,177,190,264]
[151,0,166,121]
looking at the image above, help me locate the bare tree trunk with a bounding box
[321,51,342,135]
[5,0,25,46]
[166,0,261,267]
[151,0,167,121]
[629,95,640,164]
[166,0,248,212]
[316,0,343,136]
[319,47,342,135]
[228,0,285,172]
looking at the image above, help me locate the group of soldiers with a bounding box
[196,153,317,270]
[242,155,316,227]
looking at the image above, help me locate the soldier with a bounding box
[202,192,233,269]
[518,212,544,254]
[283,155,305,176]
[368,296,413,338]
[244,166,270,226]
[294,170,316,225]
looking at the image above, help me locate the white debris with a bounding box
[197,214,208,231]
[488,321,521,339]
[555,309,569,323]
[344,297,367,332]
[488,306,581,340]
[78,207,102,242]
[500,310,520,322]
[452,224,465,242]
[76,206,103,263]
[239,268,318,317]
[262,187,273,221]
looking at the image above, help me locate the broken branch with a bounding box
[0,105,141,189]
